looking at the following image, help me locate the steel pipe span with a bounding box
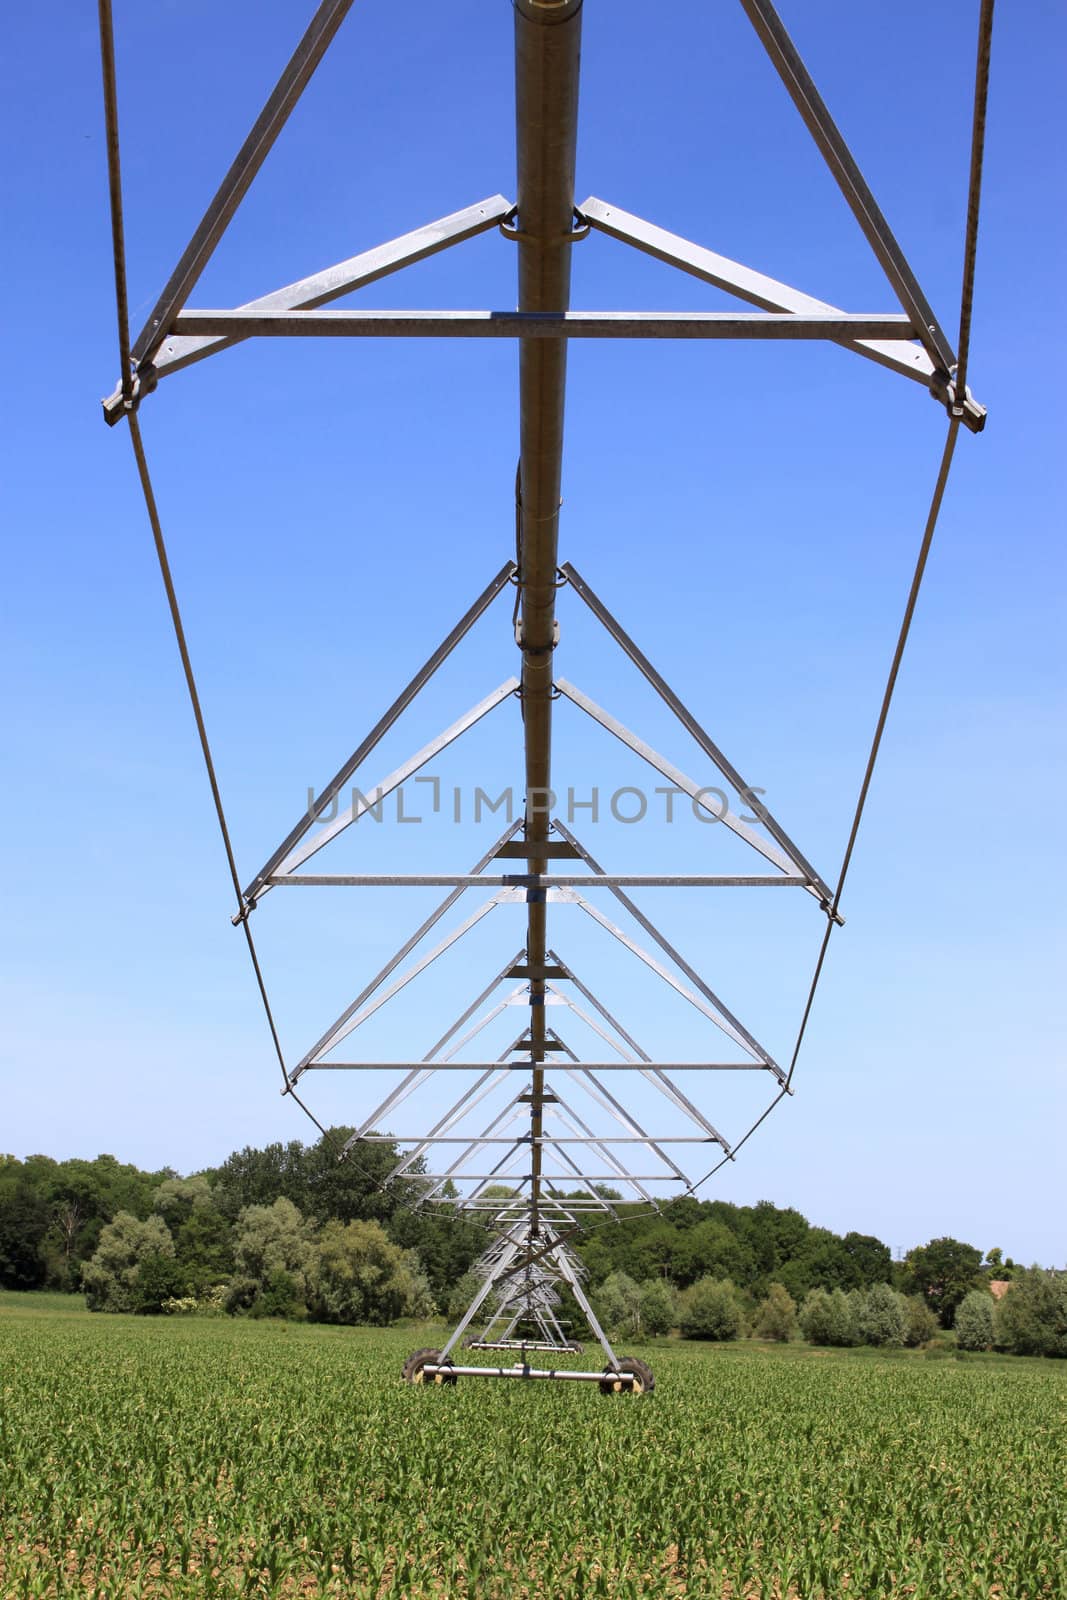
[512,0,583,1238]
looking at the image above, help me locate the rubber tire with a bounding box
[402,1347,457,1386]
[599,1356,654,1396]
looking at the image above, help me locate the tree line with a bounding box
[589,1267,1067,1358]
[1,1136,1061,1355]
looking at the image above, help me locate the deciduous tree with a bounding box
[904,1237,983,1328]
[82,1212,177,1312]
[955,1289,994,1351]
[309,1220,433,1325]
[678,1277,744,1341]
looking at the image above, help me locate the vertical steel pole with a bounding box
[513,0,583,1237]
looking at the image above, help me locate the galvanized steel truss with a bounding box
[99,0,990,1390]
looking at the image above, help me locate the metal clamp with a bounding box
[102,363,158,425]
[929,367,987,432]
[514,618,561,651]
[499,208,590,246]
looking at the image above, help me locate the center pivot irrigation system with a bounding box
[98,0,993,1394]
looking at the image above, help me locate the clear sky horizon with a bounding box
[2,1,1064,1265]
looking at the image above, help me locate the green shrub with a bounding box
[955,1289,994,1351]
[799,1287,858,1347]
[638,1276,676,1336]
[993,1268,1067,1357]
[857,1283,907,1347]
[678,1277,744,1341]
[595,1270,643,1338]
[903,1295,938,1347]
[755,1283,798,1342]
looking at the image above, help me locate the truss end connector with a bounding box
[929,370,986,434]
[230,899,255,928]
[764,1059,792,1094]
[821,898,846,928]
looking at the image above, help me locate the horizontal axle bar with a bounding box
[422,1364,633,1384]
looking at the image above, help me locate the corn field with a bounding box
[1,1295,1063,1598]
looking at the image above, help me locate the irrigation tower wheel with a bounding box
[599,1357,655,1396]
[402,1348,457,1386]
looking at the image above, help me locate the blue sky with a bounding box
[2,0,1064,1263]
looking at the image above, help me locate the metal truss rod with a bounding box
[242,566,516,903]
[552,820,784,1079]
[432,980,530,1063]
[174,308,915,341]
[436,1200,620,1212]
[267,873,808,887]
[437,1237,522,1359]
[420,1174,677,1183]
[288,821,521,1080]
[545,998,708,1167]
[554,1003,730,1146]
[419,1098,535,1204]
[736,0,956,383]
[306,905,513,1067]
[555,676,815,886]
[541,991,718,1158]
[561,1064,689,1186]
[558,570,836,909]
[265,678,520,884]
[546,949,650,1061]
[104,196,515,419]
[366,1135,718,1146]
[302,1060,763,1071]
[542,1094,652,1204]
[551,1239,621,1366]
[578,197,926,379]
[531,1125,635,1209]
[130,0,357,370]
[388,1068,513,1182]
[337,965,526,1150]
[576,196,984,434]
[558,880,760,1059]
[547,992,636,1061]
